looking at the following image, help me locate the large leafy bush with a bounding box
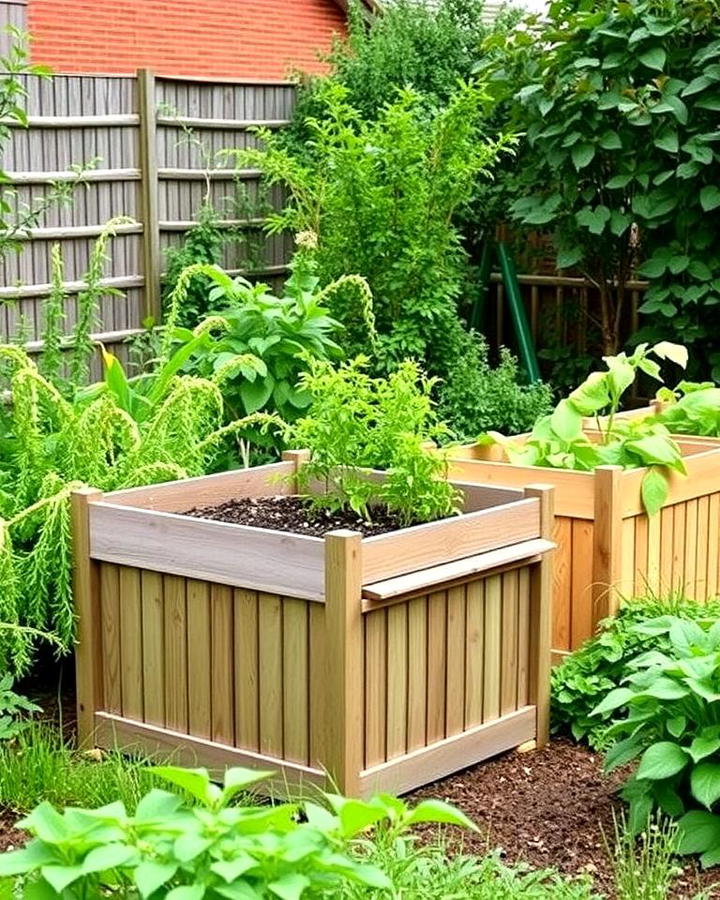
[234,81,511,379]
[595,616,720,867]
[654,381,720,437]
[0,764,476,898]
[552,593,720,749]
[480,0,720,373]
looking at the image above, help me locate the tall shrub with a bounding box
[480,0,720,375]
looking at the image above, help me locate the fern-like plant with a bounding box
[0,341,286,673]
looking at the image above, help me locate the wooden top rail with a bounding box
[0,275,144,301]
[6,168,141,184]
[157,167,262,181]
[14,222,143,241]
[361,537,554,605]
[489,272,649,290]
[0,114,140,128]
[156,115,288,130]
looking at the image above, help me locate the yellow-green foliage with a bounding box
[0,344,263,671]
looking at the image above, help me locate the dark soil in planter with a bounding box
[409,738,720,899]
[186,495,421,538]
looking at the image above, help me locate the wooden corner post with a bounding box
[281,449,311,493]
[324,530,364,796]
[71,488,104,746]
[137,68,161,325]
[524,484,554,748]
[592,465,623,627]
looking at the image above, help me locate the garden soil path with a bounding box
[409,738,720,899]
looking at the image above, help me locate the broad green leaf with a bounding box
[591,687,635,717]
[637,741,689,780]
[639,46,667,70]
[211,855,257,884]
[405,799,478,830]
[677,810,720,854]
[134,861,179,898]
[638,676,688,701]
[692,763,720,810]
[550,399,583,442]
[166,887,205,900]
[571,143,596,170]
[667,716,687,738]
[149,767,219,807]
[654,132,679,153]
[641,466,668,516]
[557,246,583,269]
[82,843,137,874]
[39,865,85,893]
[268,874,311,900]
[222,767,272,803]
[700,186,720,212]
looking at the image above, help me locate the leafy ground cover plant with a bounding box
[551,591,720,750]
[594,615,720,866]
[485,342,689,515]
[653,382,720,437]
[0,674,40,741]
[292,357,461,526]
[0,763,477,898]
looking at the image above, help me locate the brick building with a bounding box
[1,0,376,79]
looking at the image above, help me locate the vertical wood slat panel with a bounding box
[500,570,519,716]
[100,563,122,714]
[707,493,720,597]
[186,580,211,739]
[660,506,674,595]
[386,604,408,760]
[445,586,466,737]
[163,574,188,733]
[119,567,143,720]
[672,504,686,594]
[570,520,594,647]
[696,496,709,601]
[234,589,259,752]
[620,517,636,600]
[517,567,531,708]
[633,515,649,599]
[211,584,234,745]
[308,603,327,768]
[406,596,427,752]
[258,592,283,758]
[645,509,662,596]
[364,609,387,768]
[282,598,309,765]
[426,591,447,743]
[464,580,484,729]
[551,517,572,652]
[683,499,698,598]
[141,570,164,727]
[483,574,502,722]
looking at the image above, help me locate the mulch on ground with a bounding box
[409,738,720,899]
[186,494,420,537]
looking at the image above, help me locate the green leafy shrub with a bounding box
[232,81,512,383]
[486,342,689,515]
[654,382,720,437]
[292,357,460,525]
[438,336,553,439]
[552,592,720,749]
[0,763,476,898]
[594,615,720,866]
[479,0,720,371]
[0,674,40,740]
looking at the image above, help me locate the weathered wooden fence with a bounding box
[1,68,295,362]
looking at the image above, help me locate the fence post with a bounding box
[592,465,623,626]
[71,488,104,746]
[324,530,363,796]
[525,484,554,748]
[137,68,161,325]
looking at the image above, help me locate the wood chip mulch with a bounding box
[409,738,720,899]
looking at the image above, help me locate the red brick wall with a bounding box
[28,0,347,79]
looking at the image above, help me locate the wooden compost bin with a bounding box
[71,454,555,798]
[443,439,720,664]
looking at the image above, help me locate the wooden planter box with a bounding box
[443,439,720,663]
[71,454,555,798]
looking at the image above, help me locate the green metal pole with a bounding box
[497,242,541,383]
